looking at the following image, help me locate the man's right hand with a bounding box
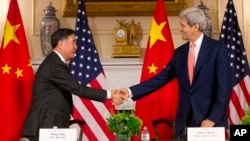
[110,88,130,105]
[110,90,124,105]
[117,88,129,100]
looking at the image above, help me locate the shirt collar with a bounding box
[53,50,66,63]
[190,33,204,48]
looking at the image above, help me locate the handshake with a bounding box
[110,88,130,105]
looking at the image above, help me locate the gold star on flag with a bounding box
[28,60,32,67]
[2,19,20,49]
[1,64,12,74]
[148,63,158,74]
[149,18,167,48]
[15,68,23,78]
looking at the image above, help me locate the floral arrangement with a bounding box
[241,110,250,125]
[106,110,143,138]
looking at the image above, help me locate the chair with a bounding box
[151,119,175,141]
[69,119,86,141]
[19,138,29,141]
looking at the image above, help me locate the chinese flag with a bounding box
[134,0,179,140]
[0,0,34,140]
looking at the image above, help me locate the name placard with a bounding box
[187,127,225,141]
[39,128,77,141]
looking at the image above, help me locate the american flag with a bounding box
[69,0,116,140]
[219,0,250,128]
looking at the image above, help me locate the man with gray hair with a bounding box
[117,7,233,139]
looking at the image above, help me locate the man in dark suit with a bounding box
[22,28,124,141]
[118,7,233,138]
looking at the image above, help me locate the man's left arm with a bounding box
[206,43,233,126]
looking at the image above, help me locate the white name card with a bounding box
[187,127,225,141]
[39,127,77,141]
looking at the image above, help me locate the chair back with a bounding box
[151,119,175,141]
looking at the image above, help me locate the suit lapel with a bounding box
[193,36,210,82]
[181,42,191,86]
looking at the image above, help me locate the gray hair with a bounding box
[179,7,207,31]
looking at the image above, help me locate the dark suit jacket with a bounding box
[130,35,233,137]
[23,51,107,137]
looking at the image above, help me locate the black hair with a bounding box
[51,28,75,48]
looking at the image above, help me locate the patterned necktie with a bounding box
[188,43,195,84]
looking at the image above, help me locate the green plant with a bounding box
[106,110,143,137]
[241,110,250,125]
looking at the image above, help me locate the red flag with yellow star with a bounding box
[134,0,179,140]
[0,0,34,140]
